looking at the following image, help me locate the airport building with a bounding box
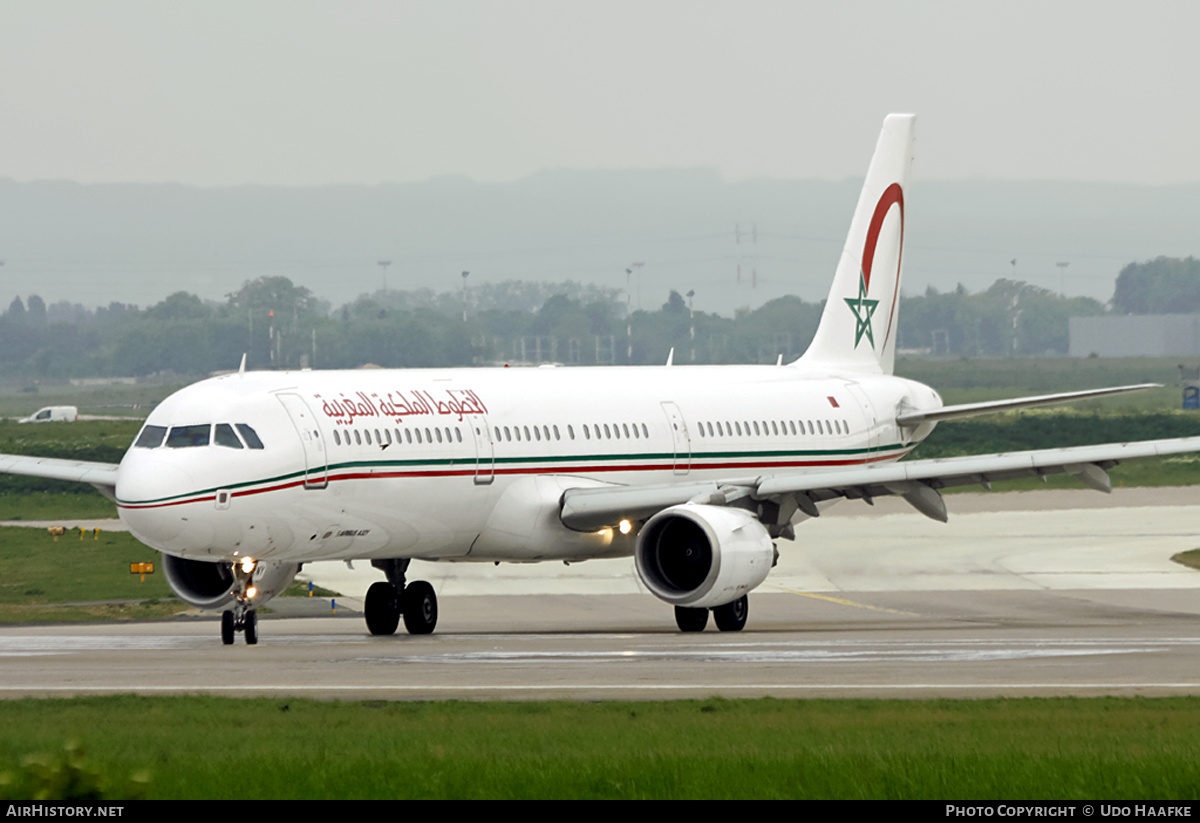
[1069,314,1200,357]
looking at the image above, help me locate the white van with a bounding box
[19,406,79,423]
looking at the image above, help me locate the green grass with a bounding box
[0,526,180,623]
[0,696,1198,799]
[0,379,179,421]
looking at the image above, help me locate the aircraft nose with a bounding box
[116,458,199,544]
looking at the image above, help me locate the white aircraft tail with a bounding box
[798,114,915,375]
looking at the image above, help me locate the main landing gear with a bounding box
[366,559,438,636]
[221,557,261,645]
[674,595,749,633]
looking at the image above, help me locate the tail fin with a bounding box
[797,114,915,375]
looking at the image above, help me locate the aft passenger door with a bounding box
[660,401,691,476]
[275,392,328,489]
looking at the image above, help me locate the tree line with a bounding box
[2,258,1197,379]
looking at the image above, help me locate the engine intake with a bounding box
[162,554,299,610]
[635,504,774,609]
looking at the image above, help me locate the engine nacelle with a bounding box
[634,504,775,609]
[161,555,300,610]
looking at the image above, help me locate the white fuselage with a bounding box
[115,364,940,565]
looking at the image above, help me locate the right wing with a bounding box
[560,436,1200,531]
[0,454,121,501]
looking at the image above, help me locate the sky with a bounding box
[4,0,1200,188]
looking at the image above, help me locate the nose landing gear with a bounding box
[220,557,261,645]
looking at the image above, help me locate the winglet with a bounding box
[238,353,247,375]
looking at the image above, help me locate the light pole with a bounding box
[687,289,695,362]
[1056,261,1070,296]
[378,260,392,292]
[625,262,643,361]
[461,271,470,323]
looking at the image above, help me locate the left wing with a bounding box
[0,454,120,501]
[560,436,1200,531]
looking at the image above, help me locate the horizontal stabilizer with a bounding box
[896,384,1161,427]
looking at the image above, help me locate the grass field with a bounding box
[1,696,1199,800]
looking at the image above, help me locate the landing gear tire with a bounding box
[675,605,709,632]
[403,581,438,635]
[221,610,235,645]
[713,596,749,632]
[244,610,258,645]
[365,581,402,636]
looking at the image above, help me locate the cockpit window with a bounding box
[134,425,167,449]
[166,425,211,448]
[236,423,265,450]
[214,423,244,449]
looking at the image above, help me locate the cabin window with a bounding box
[533,426,541,442]
[583,425,590,440]
[641,423,649,438]
[134,425,167,449]
[415,429,423,444]
[166,425,211,448]
[214,423,244,449]
[404,429,412,444]
[553,425,561,440]
[354,430,362,445]
[753,421,760,436]
[789,421,797,435]
[333,430,342,446]
[603,424,611,439]
[456,428,462,443]
[364,430,372,445]
[567,425,575,440]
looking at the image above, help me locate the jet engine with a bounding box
[634,504,775,609]
[162,555,300,610]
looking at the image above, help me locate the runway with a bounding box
[2,488,1200,700]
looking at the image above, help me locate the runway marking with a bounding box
[767,586,921,615]
[1,683,1200,694]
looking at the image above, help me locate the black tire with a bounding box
[403,581,438,635]
[244,609,258,645]
[221,610,235,645]
[365,581,401,636]
[674,605,708,632]
[712,596,749,632]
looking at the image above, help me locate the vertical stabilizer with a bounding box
[798,114,915,375]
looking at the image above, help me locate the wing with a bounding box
[559,436,1200,531]
[0,454,121,501]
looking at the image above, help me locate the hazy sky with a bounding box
[4,0,1200,187]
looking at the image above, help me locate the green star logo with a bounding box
[844,270,879,349]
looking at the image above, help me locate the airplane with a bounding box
[3,113,1198,645]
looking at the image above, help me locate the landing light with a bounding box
[240,557,256,574]
[246,586,258,600]
[618,519,632,535]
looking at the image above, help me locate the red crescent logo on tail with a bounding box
[861,182,904,350]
